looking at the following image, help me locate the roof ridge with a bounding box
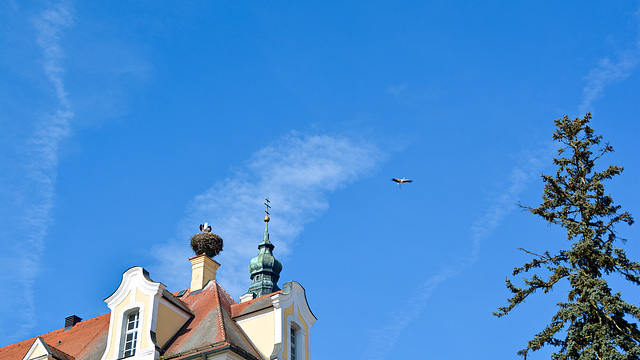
[47,342,76,360]
[213,283,265,359]
[219,287,267,359]
[230,290,282,319]
[162,288,194,315]
[211,282,230,344]
[216,283,236,306]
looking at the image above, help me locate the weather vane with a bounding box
[264,197,271,222]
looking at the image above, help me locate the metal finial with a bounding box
[264,197,271,222]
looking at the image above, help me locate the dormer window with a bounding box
[101,267,193,360]
[122,310,140,358]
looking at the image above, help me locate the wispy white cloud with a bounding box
[0,1,73,344]
[34,4,74,110]
[365,12,640,357]
[579,10,640,114]
[151,133,384,296]
[363,145,551,360]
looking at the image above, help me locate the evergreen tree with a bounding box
[495,114,640,359]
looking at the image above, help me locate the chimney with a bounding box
[189,254,220,292]
[65,315,82,330]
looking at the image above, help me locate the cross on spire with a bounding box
[264,197,271,222]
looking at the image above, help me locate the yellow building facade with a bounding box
[0,217,316,360]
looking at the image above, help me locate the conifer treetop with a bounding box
[495,113,640,360]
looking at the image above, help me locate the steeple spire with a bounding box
[246,197,283,299]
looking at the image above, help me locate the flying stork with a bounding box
[392,177,413,189]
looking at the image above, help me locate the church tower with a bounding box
[235,198,317,360]
[245,197,283,299]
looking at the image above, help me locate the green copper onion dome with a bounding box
[246,199,283,298]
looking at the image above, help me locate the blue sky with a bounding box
[1,1,639,358]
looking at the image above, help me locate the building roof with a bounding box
[163,281,265,360]
[0,280,266,360]
[231,290,282,319]
[0,313,109,360]
[39,339,76,360]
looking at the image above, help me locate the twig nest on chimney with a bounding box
[190,232,223,258]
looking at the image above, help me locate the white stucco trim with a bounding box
[101,267,165,360]
[269,281,316,360]
[22,337,51,360]
[286,315,306,360]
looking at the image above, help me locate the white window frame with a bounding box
[288,321,305,360]
[120,308,140,358]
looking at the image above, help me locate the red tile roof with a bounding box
[163,281,265,360]
[231,290,281,319]
[46,342,76,360]
[0,281,267,360]
[0,313,109,360]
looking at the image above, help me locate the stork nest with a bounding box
[190,232,223,258]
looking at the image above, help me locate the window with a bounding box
[290,327,297,360]
[122,311,139,358]
[286,319,306,360]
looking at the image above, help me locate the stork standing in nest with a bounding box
[200,222,212,233]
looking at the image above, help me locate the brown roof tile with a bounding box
[0,282,265,360]
[163,281,265,360]
[230,290,281,319]
[47,343,76,360]
[0,313,109,360]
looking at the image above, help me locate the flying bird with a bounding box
[392,177,413,189]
